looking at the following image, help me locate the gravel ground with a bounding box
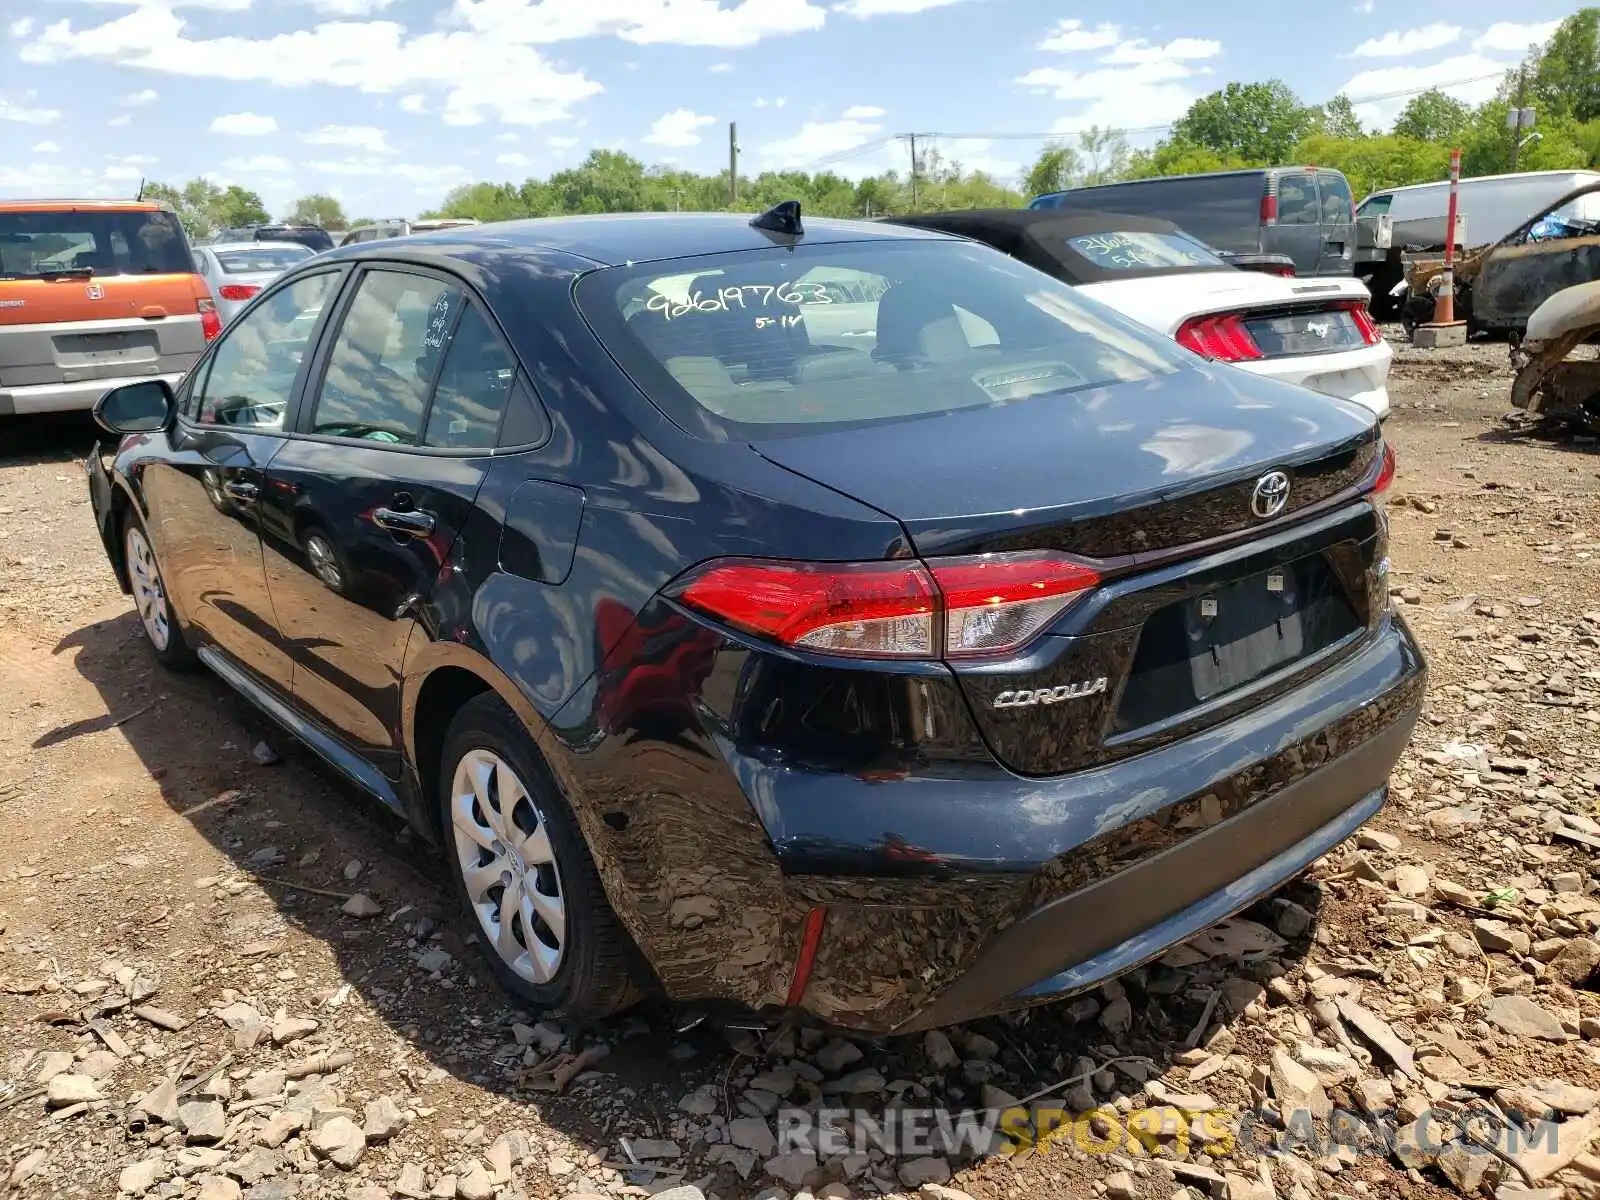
[3,331,1600,1200]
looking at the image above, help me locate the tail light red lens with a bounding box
[1372,441,1396,494]
[1175,313,1263,362]
[672,550,1102,661]
[218,283,260,302]
[1336,299,1383,346]
[198,297,221,341]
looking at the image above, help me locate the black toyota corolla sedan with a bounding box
[83,204,1425,1033]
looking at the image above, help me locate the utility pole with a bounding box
[729,122,739,208]
[1511,66,1527,170]
[908,133,919,209]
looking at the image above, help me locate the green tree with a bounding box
[1392,89,1472,143]
[1532,7,1600,123]
[214,185,269,228]
[1022,143,1082,198]
[285,193,347,229]
[1077,125,1131,185]
[1292,133,1452,199]
[1171,80,1317,164]
[1125,139,1237,179]
[1316,94,1364,140]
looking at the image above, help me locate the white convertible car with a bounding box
[885,208,1392,421]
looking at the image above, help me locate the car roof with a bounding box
[0,199,173,213]
[321,211,951,270]
[208,240,313,253]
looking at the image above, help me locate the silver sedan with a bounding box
[194,241,315,325]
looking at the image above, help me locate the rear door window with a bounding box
[0,208,195,278]
[1319,175,1354,226]
[1276,175,1320,225]
[421,302,524,449]
[309,269,462,443]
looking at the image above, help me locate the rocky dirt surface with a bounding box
[4,331,1600,1200]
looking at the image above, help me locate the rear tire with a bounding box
[123,511,198,672]
[438,693,645,1020]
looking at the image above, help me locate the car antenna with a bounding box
[136,177,145,202]
[750,199,803,238]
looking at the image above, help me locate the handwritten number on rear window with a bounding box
[645,282,832,322]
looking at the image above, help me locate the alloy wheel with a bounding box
[125,525,171,652]
[305,534,342,591]
[449,748,567,984]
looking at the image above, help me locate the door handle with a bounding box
[223,481,259,502]
[372,507,436,537]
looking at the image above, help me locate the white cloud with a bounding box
[841,104,884,119]
[547,134,579,148]
[832,0,968,16]
[122,87,159,105]
[1350,23,1461,57]
[0,96,61,125]
[760,109,885,168]
[1342,52,1516,127]
[1474,20,1561,53]
[709,61,733,72]
[222,154,294,173]
[1100,37,1221,64]
[306,157,471,188]
[752,96,788,108]
[497,151,532,167]
[210,111,279,135]
[306,0,397,13]
[399,93,427,113]
[1353,0,1372,10]
[109,153,158,165]
[1039,19,1119,52]
[34,140,60,153]
[303,124,393,153]
[22,7,604,128]
[452,0,825,48]
[103,165,144,182]
[644,107,716,146]
[108,114,131,127]
[9,18,35,38]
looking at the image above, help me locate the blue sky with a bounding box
[0,0,1577,221]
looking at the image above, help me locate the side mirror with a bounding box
[93,380,175,436]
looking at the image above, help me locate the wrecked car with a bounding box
[1402,181,1600,337]
[1508,278,1600,435]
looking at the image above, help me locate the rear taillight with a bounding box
[1175,313,1263,362]
[218,284,260,302]
[1336,299,1383,346]
[671,550,1102,661]
[1372,442,1396,494]
[198,297,221,341]
[1260,193,1278,224]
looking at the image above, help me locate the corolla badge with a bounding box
[993,678,1108,709]
[1250,470,1291,519]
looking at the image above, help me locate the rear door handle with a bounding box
[372,507,436,537]
[223,481,259,502]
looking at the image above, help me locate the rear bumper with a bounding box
[694,611,1424,1033]
[0,372,187,416]
[1237,342,1393,420]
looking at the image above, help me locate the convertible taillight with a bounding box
[219,284,260,302]
[1336,299,1384,346]
[1372,441,1397,494]
[671,551,1102,661]
[1175,313,1263,362]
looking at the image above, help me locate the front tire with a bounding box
[439,693,644,1020]
[123,513,198,671]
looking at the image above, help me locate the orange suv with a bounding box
[1,199,219,417]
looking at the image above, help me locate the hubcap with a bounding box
[306,536,341,590]
[125,526,170,652]
[449,749,566,984]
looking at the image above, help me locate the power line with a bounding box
[791,70,1511,172]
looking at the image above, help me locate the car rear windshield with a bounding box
[258,227,333,252]
[1063,229,1228,271]
[217,245,312,273]
[0,208,194,279]
[574,238,1192,440]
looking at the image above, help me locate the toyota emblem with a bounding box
[1250,470,1291,519]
